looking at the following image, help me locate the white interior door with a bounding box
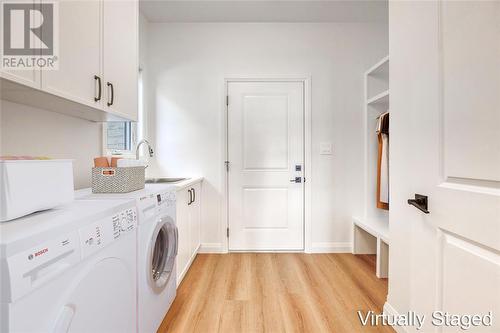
[390,1,499,331]
[227,81,304,251]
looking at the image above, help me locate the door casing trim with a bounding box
[221,76,312,253]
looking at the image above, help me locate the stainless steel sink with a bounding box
[145,177,189,184]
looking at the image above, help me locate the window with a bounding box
[105,121,136,152]
[103,69,144,156]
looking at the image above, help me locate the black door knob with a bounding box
[408,194,429,214]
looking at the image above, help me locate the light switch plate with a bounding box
[320,142,333,155]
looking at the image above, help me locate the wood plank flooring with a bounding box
[158,253,394,333]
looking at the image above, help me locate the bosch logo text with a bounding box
[28,248,48,260]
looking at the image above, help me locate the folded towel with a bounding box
[117,159,147,168]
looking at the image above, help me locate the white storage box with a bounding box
[0,160,74,222]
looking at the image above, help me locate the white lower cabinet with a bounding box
[176,181,202,285]
[188,182,201,256]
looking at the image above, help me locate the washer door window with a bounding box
[149,216,177,293]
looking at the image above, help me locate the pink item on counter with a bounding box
[94,157,110,168]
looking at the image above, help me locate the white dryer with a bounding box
[0,199,138,333]
[76,186,178,333]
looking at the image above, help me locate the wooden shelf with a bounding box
[366,89,389,107]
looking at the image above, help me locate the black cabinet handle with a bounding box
[94,75,101,102]
[107,82,114,106]
[188,189,193,205]
[408,194,430,214]
[191,187,195,203]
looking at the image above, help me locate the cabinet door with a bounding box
[176,188,191,284]
[41,0,102,108]
[0,0,40,88]
[0,66,40,89]
[102,0,138,121]
[189,183,201,256]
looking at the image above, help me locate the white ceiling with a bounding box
[139,0,388,23]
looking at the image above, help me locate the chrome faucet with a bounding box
[136,139,154,160]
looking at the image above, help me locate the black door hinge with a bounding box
[226,95,229,106]
[224,160,230,172]
[226,227,229,238]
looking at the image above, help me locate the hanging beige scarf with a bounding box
[376,112,389,210]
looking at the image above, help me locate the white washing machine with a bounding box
[76,186,178,333]
[0,199,138,333]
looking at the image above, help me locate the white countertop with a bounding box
[146,176,203,190]
[75,177,203,199]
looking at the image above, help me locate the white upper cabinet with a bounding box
[0,0,138,122]
[0,68,40,89]
[42,0,102,109]
[0,0,40,88]
[103,0,138,121]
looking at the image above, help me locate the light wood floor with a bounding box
[158,253,394,333]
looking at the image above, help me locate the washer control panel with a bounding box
[5,231,81,302]
[79,207,137,259]
[156,191,176,208]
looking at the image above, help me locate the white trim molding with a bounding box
[383,302,409,333]
[309,242,352,253]
[198,243,226,254]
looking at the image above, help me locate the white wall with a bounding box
[0,100,101,189]
[145,22,388,251]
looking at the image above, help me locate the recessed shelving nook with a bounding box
[353,55,389,278]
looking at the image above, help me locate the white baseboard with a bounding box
[308,242,352,253]
[383,302,409,333]
[199,242,352,254]
[198,242,226,253]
